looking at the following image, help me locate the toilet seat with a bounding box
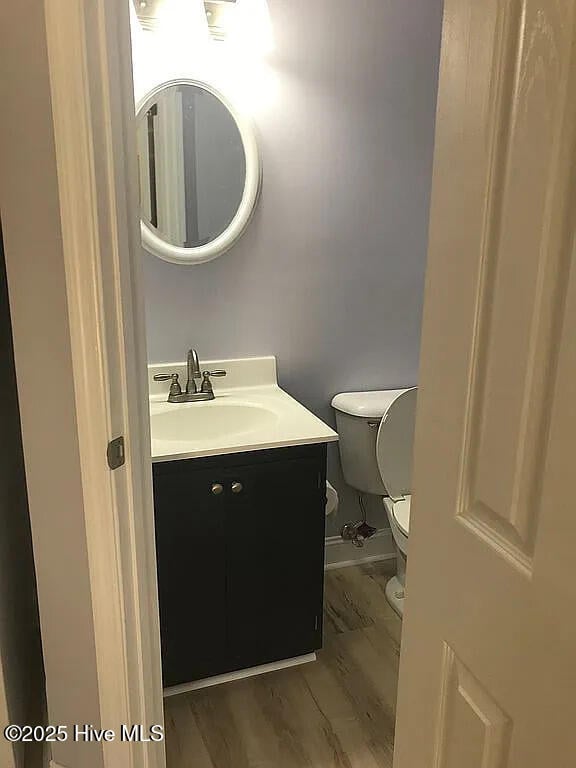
[375,387,417,500]
[391,496,410,536]
[383,496,409,555]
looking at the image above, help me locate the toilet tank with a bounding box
[331,390,410,495]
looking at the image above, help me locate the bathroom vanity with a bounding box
[149,356,338,691]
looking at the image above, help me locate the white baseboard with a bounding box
[324,527,396,570]
[163,652,316,697]
[325,552,396,571]
[50,761,67,768]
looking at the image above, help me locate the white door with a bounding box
[394,1,576,766]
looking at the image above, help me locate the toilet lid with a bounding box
[376,387,417,499]
[392,496,411,536]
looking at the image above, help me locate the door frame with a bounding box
[0,0,164,767]
[42,0,166,765]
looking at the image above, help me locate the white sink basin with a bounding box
[151,401,279,445]
[149,357,338,461]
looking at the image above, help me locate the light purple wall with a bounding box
[143,0,443,531]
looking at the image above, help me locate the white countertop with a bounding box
[149,356,338,462]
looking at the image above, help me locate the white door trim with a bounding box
[41,0,164,766]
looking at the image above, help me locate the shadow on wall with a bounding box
[0,223,45,765]
[141,0,444,533]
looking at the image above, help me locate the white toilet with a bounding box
[331,388,417,617]
[325,481,339,517]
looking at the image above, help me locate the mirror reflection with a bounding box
[137,83,246,249]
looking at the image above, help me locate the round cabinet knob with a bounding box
[211,483,224,495]
[231,482,243,494]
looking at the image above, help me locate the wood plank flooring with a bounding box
[164,561,401,768]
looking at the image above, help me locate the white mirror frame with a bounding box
[136,78,262,265]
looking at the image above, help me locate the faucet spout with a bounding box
[186,349,201,394]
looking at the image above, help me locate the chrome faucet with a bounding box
[153,348,227,403]
[186,348,201,394]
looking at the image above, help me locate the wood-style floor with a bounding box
[164,560,402,768]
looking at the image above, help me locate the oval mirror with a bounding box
[136,80,261,264]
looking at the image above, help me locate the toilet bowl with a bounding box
[325,481,339,517]
[382,496,409,615]
[331,387,417,617]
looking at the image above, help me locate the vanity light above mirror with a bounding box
[134,0,238,41]
[136,79,261,265]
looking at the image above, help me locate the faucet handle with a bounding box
[153,372,182,397]
[200,370,227,394]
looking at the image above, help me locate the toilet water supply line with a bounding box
[340,493,377,548]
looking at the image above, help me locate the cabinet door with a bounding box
[153,464,227,687]
[225,454,326,670]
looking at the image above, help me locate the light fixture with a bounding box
[133,0,162,31]
[133,0,272,55]
[134,0,210,40]
[203,0,238,41]
[211,0,273,55]
[156,0,209,44]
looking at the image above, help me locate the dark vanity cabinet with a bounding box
[153,443,327,688]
